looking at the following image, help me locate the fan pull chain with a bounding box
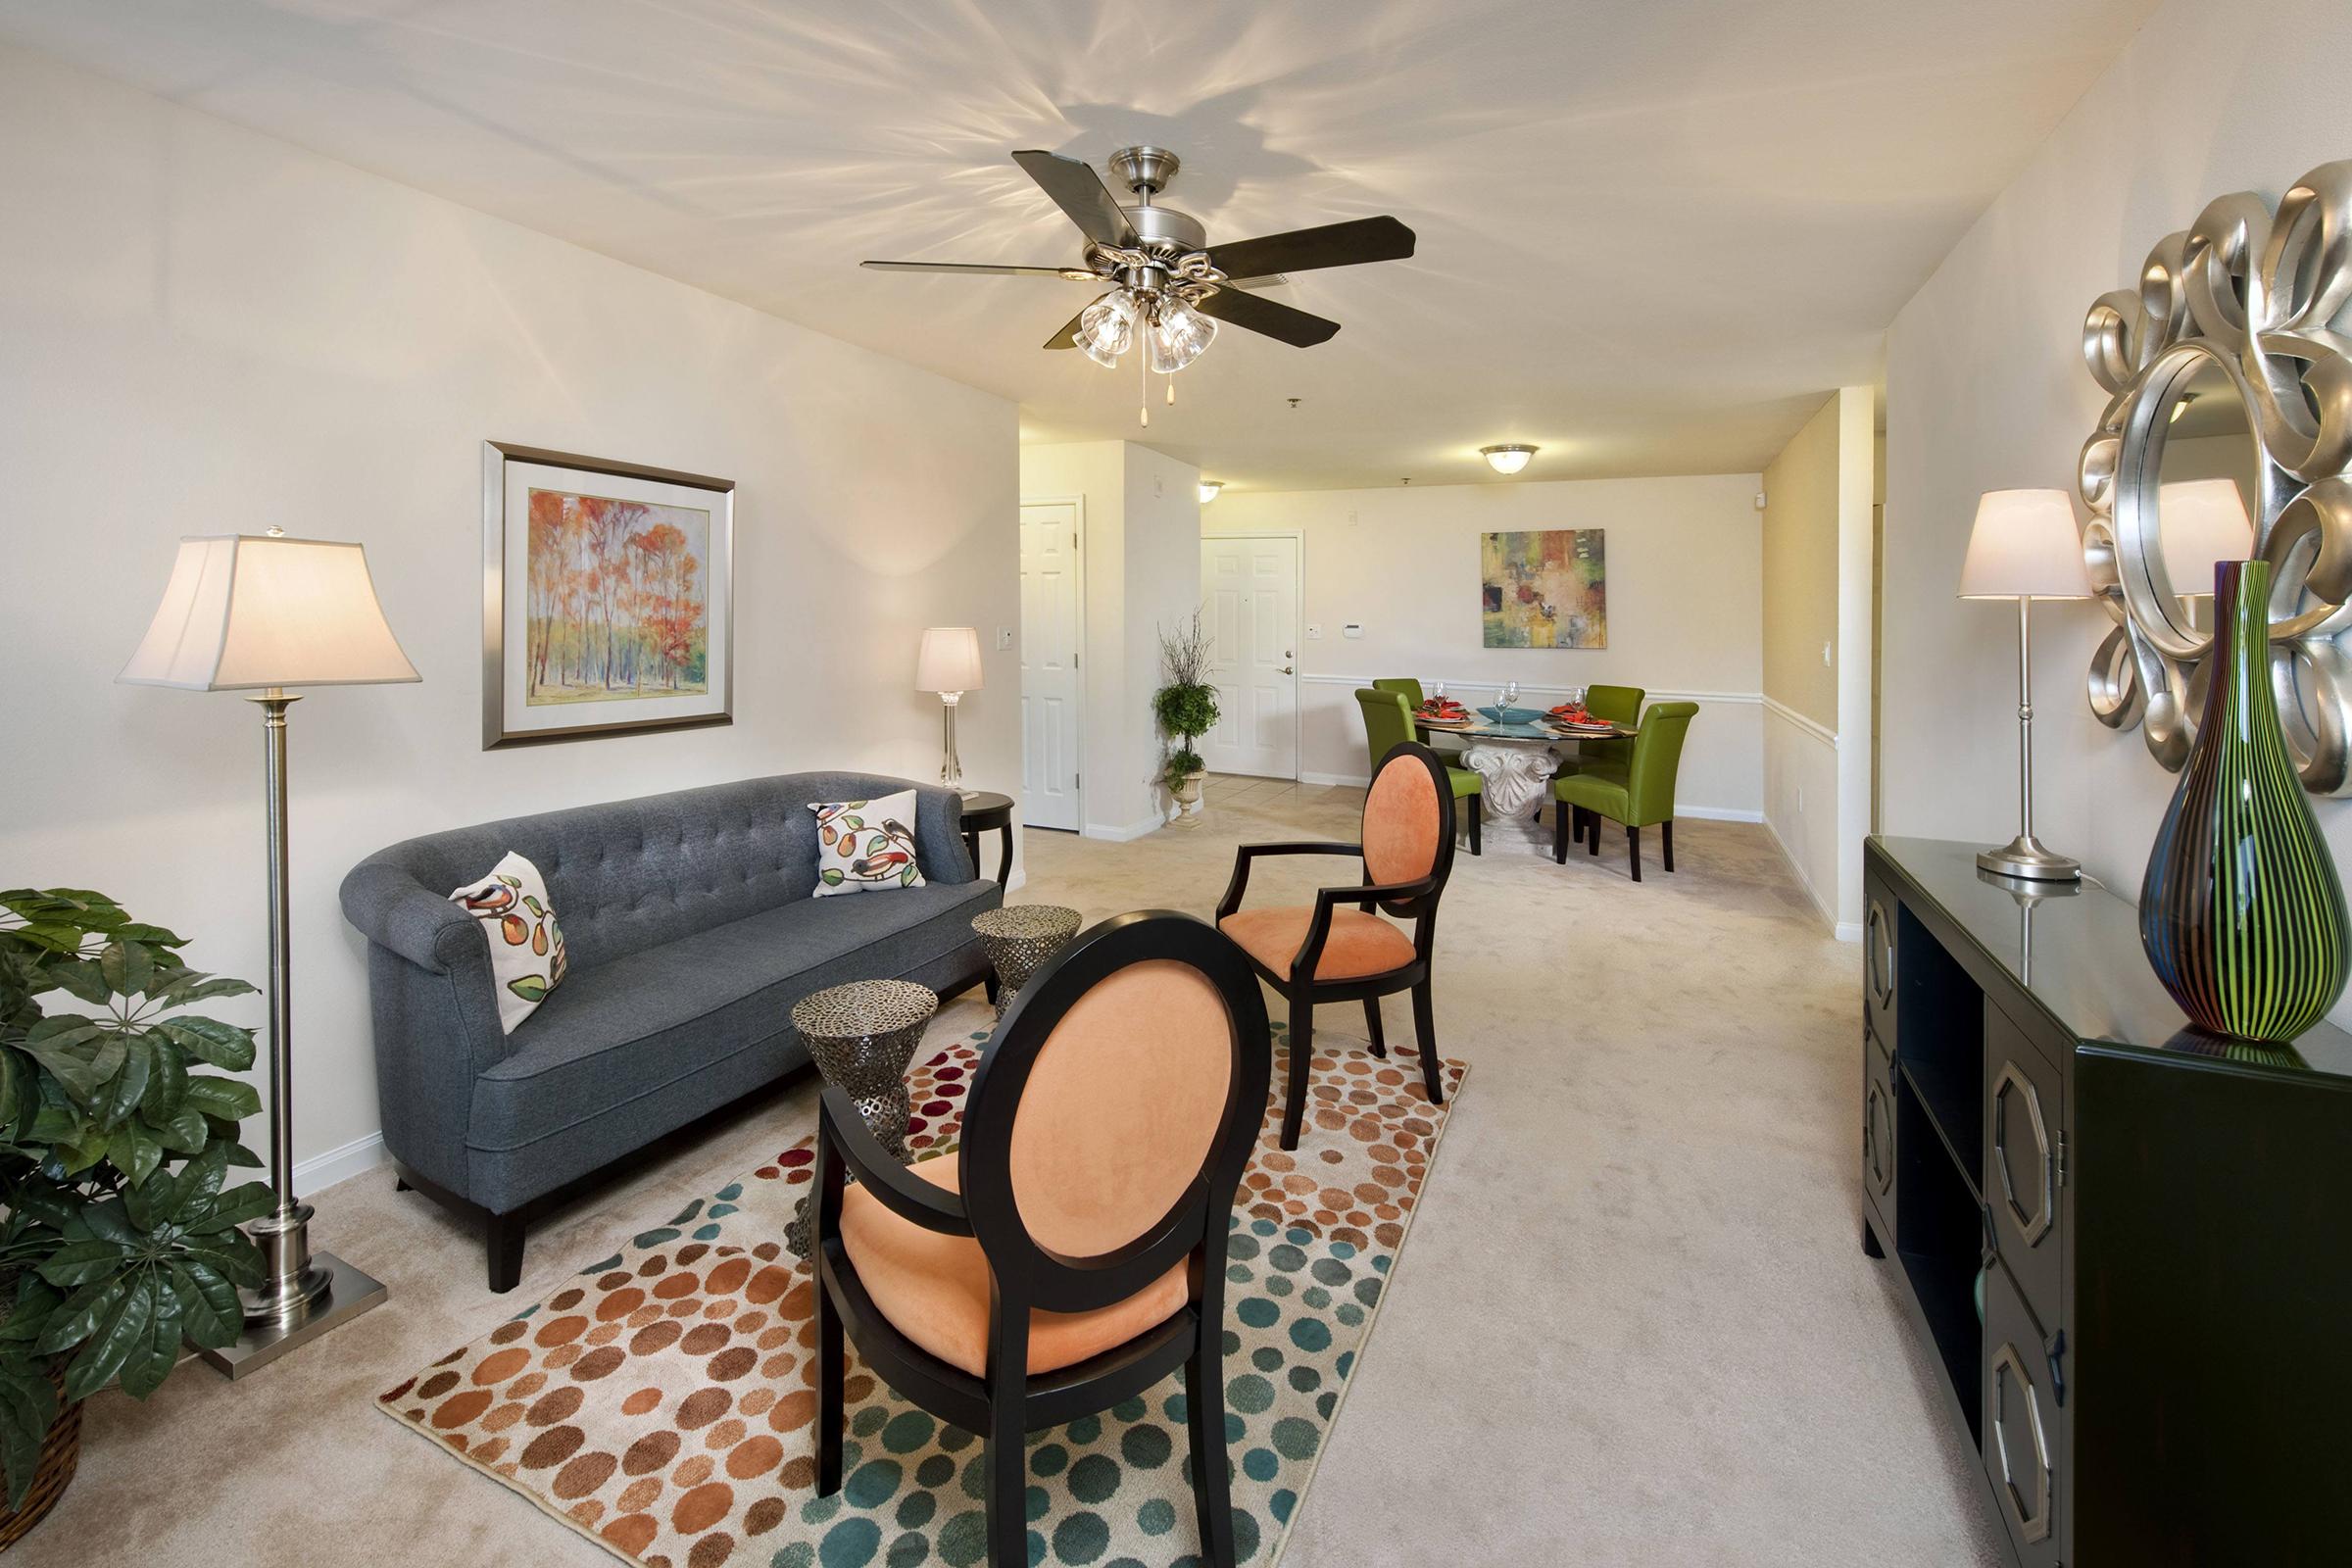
[1166,373,1176,407]
[1139,352,1150,427]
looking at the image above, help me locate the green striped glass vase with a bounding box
[2140,558,2349,1042]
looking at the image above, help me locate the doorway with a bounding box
[1018,499,1083,832]
[1200,533,1300,780]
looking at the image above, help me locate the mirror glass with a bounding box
[2152,360,2258,616]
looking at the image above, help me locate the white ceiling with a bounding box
[0,0,2153,492]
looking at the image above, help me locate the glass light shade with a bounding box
[2157,478,2255,596]
[915,626,983,694]
[1077,291,1137,368]
[1147,298,1216,373]
[1958,489,2091,600]
[120,533,418,690]
[1482,444,1536,475]
[1199,481,1223,504]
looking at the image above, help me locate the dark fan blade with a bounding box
[1193,288,1341,347]
[1043,308,1086,350]
[862,260,1096,279]
[1208,216,1415,280]
[1012,150,1137,248]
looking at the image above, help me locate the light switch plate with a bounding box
[1304,623,1323,639]
[997,627,1014,651]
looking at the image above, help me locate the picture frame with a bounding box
[1481,527,1606,649]
[480,441,736,749]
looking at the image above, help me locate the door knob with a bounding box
[1279,665,1295,675]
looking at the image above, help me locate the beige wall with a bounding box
[0,46,1019,1182]
[1763,395,1843,728]
[1019,440,1201,838]
[1881,0,2352,1024]
[1207,475,1764,817]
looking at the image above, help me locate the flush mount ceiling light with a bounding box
[862,146,1417,426]
[1199,481,1223,504]
[1482,444,1538,475]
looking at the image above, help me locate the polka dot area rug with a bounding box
[379,1024,1466,1568]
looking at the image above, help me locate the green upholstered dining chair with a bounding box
[1550,701,1696,881]
[1370,676,1425,710]
[1355,687,1481,855]
[1535,682,1645,823]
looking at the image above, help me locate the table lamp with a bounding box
[2157,478,2255,611]
[1959,489,2091,882]
[916,626,983,796]
[120,529,416,1374]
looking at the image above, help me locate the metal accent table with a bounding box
[972,905,1082,1019]
[783,978,938,1260]
[957,791,1015,884]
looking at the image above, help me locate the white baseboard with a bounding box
[1762,810,1854,940]
[1675,805,1764,823]
[1298,769,1370,788]
[1004,867,1027,892]
[1834,921,1863,943]
[1082,815,1165,843]
[295,1130,389,1194]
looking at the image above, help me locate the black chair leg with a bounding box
[1588,812,1601,857]
[1184,1276,1237,1566]
[1363,996,1388,1059]
[816,1250,845,1495]
[1553,803,1570,863]
[1662,819,1676,873]
[985,1389,1027,1568]
[1468,794,1482,857]
[487,1211,525,1294]
[1628,825,1642,883]
[1281,996,1313,1151]
[1410,979,1445,1106]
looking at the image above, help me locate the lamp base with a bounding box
[1978,835,2082,882]
[195,1251,387,1380]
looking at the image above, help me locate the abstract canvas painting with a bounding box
[1482,528,1606,648]
[483,443,734,747]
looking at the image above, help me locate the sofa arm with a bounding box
[912,785,975,884]
[339,861,483,975]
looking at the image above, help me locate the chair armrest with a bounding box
[1284,877,1438,979]
[1214,842,1364,921]
[338,860,482,976]
[819,1089,972,1236]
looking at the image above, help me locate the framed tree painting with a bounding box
[1482,527,1605,649]
[481,442,735,748]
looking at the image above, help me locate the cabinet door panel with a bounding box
[1984,1257,2066,1566]
[1863,1020,1897,1233]
[1864,878,1897,1041]
[1985,1002,2064,1324]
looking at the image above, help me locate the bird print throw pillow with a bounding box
[808,790,928,897]
[448,851,569,1033]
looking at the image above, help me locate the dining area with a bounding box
[1354,679,1696,880]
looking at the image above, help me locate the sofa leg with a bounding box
[394,1175,412,1193]
[488,1211,526,1294]
[1663,819,1676,874]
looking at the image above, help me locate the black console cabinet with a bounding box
[1862,837,2352,1567]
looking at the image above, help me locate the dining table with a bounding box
[1415,707,1637,816]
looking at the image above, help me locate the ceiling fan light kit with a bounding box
[861,143,1416,421]
[1483,444,1538,475]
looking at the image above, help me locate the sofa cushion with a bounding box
[468,877,998,1160]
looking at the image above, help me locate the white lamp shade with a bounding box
[120,533,418,690]
[915,626,983,694]
[1957,489,2091,600]
[2157,478,2255,595]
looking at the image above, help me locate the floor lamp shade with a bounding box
[915,626,984,694]
[120,533,418,690]
[1957,489,2091,601]
[2157,479,2255,595]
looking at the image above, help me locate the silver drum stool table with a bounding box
[783,978,938,1260]
[972,905,1083,1019]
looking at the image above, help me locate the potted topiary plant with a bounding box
[1154,611,1222,822]
[0,889,270,1544]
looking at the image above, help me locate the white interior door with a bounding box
[1200,534,1299,779]
[1019,501,1083,831]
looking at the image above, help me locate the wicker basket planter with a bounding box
[0,1366,78,1552]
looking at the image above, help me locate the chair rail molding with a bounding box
[1760,693,1838,748]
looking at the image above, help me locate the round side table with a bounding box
[784,978,939,1260]
[972,905,1082,1020]
[957,791,1015,885]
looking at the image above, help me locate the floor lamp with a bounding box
[1958,489,2090,882]
[121,530,417,1375]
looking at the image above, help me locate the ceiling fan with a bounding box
[861,146,1415,390]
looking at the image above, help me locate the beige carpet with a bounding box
[17,780,2006,1566]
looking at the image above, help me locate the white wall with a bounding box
[1881,0,2352,1011]
[1018,440,1201,839]
[0,46,1019,1182]
[1208,475,1764,817]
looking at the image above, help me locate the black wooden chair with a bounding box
[1214,741,1454,1150]
[812,910,1271,1568]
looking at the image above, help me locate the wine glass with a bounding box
[1501,680,1520,711]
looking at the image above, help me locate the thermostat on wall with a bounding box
[1342,623,1364,639]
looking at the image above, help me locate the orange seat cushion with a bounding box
[837,1152,1189,1377]
[1218,906,1417,979]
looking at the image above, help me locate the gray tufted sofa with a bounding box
[338,772,999,1290]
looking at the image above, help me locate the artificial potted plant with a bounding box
[1154,611,1222,821]
[0,889,270,1544]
